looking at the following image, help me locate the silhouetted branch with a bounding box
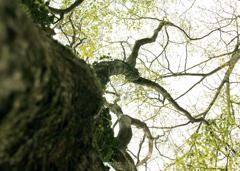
[48,0,85,15]
[126,20,169,67]
[133,77,208,124]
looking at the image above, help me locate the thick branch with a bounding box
[93,60,139,87]
[104,99,154,169]
[48,0,85,15]
[130,117,154,166]
[133,77,208,124]
[126,20,167,67]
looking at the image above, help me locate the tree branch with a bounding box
[201,51,240,117]
[93,60,139,87]
[103,98,154,169]
[167,22,220,41]
[126,20,168,67]
[130,116,154,166]
[48,0,85,15]
[133,77,208,124]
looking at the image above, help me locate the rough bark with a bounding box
[0,1,107,171]
[93,60,139,87]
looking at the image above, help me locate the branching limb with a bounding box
[133,77,208,124]
[93,60,139,87]
[103,98,154,169]
[126,20,169,68]
[167,21,221,41]
[103,98,123,117]
[201,51,240,117]
[133,50,239,122]
[48,0,85,15]
[130,116,154,166]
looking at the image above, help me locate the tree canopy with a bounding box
[17,0,240,170]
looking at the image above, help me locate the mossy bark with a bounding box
[0,1,106,170]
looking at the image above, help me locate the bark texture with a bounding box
[0,1,106,171]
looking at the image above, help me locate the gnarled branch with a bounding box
[93,60,139,87]
[48,0,85,15]
[133,77,208,124]
[130,116,154,166]
[126,20,168,67]
[103,98,154,169]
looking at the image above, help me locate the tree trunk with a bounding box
[0,1,107,170]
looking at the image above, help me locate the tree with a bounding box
[1,0,240,171]
[0,1,106,170]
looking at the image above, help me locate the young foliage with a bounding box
[175,109,240,171]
